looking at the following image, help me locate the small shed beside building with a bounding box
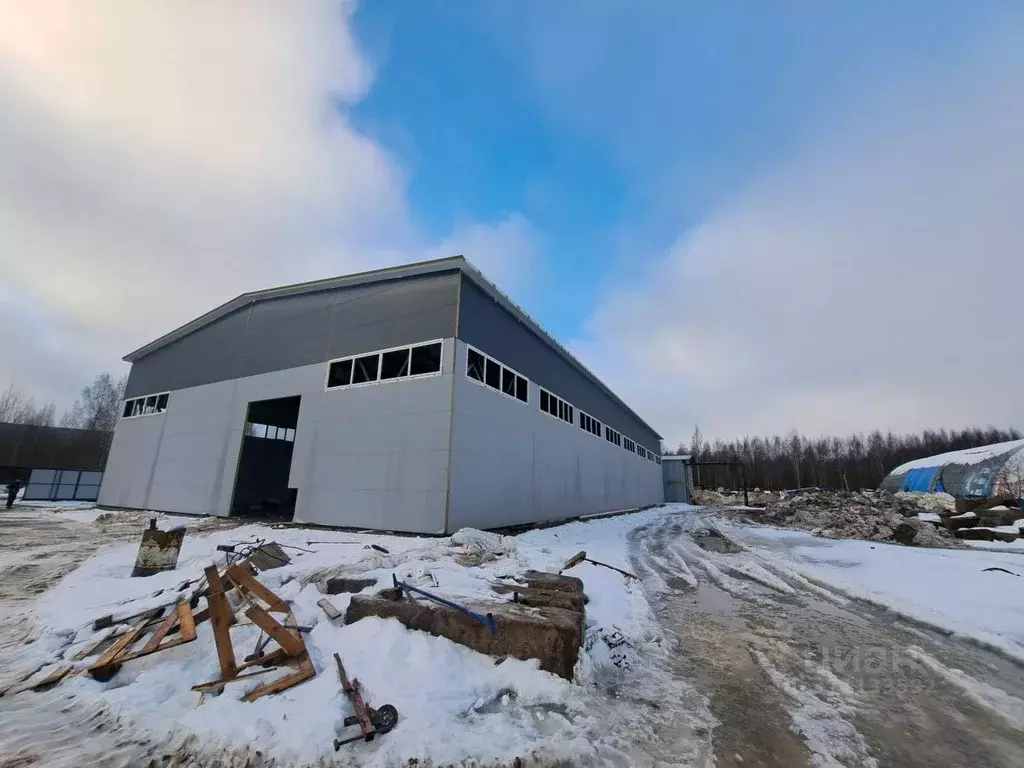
[662,454,692,504]
[0,423,111,501]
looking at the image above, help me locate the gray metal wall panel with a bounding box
[125,272,459,398]
[662,459,691,503]
[97,415,166,509]
[103,342,455,533]
[448,341,663,530]
[457,276,660,453]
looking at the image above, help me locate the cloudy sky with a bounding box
[1,1,1021,448]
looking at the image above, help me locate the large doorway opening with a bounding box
[230,395,300,520]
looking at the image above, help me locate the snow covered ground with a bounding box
[3,506,672,767]
[720,520,1024,662]
[6,502,1024,766]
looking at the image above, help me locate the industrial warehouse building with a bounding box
[98,257,664,533]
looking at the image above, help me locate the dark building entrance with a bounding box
[230,396,300,520]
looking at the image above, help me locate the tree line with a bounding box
[0,373,127,433]
[677,425,1023,492]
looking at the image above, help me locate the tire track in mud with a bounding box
[629,510,1024,767]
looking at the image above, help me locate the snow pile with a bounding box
[897,491,957,513]
[9,507,676,766]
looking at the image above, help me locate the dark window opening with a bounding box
[485,358,501,389]
[411,342,442,376]
[467,349,485,382]
[327,359,353,388]
[515,376,528,402]
[352,354,379,384]
[502,368,517,397]
[156,393,169,412]
[123,400,134,418]
[143,395,157,414]
[540,390,549,413]
[381,348,411,380]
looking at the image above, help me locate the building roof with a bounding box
[124,256,662,440]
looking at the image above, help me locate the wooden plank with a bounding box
[224,564,288,612]
[71,628,115,661]
[110,633,196,665]
[30,666,73,690]
[190,665,280,694]
[177,601,197,642]
[241,652,315,703]
[88,612,156,677]
[206,564,238,680]
[317,598,342,621]
[188,648,288,694]
[245,604,305,657]
[138,606,180,655]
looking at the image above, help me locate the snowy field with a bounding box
[721,521,1024,662]
[5,502,1024,766]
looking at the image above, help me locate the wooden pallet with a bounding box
[88,602,199,680]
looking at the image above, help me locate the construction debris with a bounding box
[318,597,343,622]
[218,538,293,570]
[332,652,399,750]
[723,489,966,547]
[347,571,585,680]
[392,575,496,634]
[131,519,186,577]
[25,559,316,705]
[559,550,640,581]
[324,577,377,595]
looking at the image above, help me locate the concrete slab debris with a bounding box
[346,571,584,680]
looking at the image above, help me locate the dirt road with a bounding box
[629,509,1024,767]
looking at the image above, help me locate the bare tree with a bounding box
[60,373,127,432]
[995,457,1024,505]
[0,383,57,426]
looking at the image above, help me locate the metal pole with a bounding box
[743,464,749,507]
[392,575,496,634]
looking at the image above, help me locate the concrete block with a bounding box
[346,572,586,680]
[324,577,377,595]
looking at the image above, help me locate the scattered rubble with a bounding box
[976,506,1020,528]
[721,489,966,548]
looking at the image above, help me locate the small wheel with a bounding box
[369,704,399,733]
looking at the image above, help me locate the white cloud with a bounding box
[0,1,534,408]
[575,30,1024,448]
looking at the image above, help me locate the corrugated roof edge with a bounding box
[122,255,663,441]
